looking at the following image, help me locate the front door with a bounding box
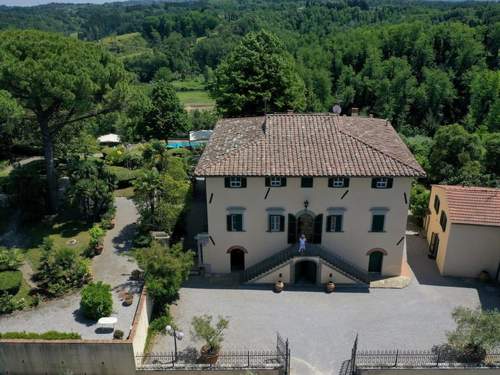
[230,249,245,272]
[297,214,314,243]
[368,251,384,274]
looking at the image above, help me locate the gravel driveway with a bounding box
[0,197,141,339]
[153,232,500,375]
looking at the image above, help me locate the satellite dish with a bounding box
[332,104,342,115]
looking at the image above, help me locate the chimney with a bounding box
[351,108,359,116]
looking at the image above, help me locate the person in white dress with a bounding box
[299,234,306,253]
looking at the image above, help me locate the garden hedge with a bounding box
[0,270,22,295]
[0,331,81,340]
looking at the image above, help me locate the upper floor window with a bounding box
[268,214,285,232]
[328,177,350,188]
[434,195,440,213]
[227,213,243,232]
[326,214,343,232]
[371,214,385,232]
[301,177,314,188]
[225,176,247,188]
[440,211,447,232]
[265,177,287,187]
[371,177,393,189]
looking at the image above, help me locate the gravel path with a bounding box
[152,232,500,375]
[0,197,141,339]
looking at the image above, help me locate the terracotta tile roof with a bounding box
[435,185,500,227]
[195,113,425,177]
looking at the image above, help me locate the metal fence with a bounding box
[136,333,290,374]
[347,336,500,374]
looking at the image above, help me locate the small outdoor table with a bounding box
[97,317,118,330]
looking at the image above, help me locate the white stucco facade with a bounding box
[200,176,412,279]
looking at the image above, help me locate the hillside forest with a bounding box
[0,0,499,216]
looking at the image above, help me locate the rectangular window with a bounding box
[227,214,243,232]
[429,232,440,258]
[371,214,385,232]
[440,211,447,232]
[327,215,343,232]
[371,177,393,189]
[269,215,284,232]
[265,177,286,187]
[328,177,350,188]
[225,177,247,188]
[434,195,440,213]
[301,177,313,188]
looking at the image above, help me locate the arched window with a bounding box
[227,247,246,272]
[367,250,385,274]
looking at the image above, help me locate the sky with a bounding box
[0,0,129,5]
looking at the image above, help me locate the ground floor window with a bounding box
[227,214,243,231]
[269,214,285,232]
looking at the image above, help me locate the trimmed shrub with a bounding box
[113,330,124,340]
[106,166,142,188]
[0,292,17,314]
[80,281,113,321]
[0,331,81,340]
[0,248,23,271]
[0,270,22,295]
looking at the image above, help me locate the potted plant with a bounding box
[191,315,229,364]
[123,292,134,306]
[325,273,335,293]
[89,225,105,255]
[274,273,284,293]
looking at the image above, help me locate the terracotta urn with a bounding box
[325,281,336,293]
[274,280,284,293]
[200,345,219,364]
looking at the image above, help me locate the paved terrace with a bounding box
[0,198,142,339]
[153,228,500,375]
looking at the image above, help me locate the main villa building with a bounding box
[194,113,425,285]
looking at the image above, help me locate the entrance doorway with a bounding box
[368,251,384,274]
[294,260,317,284]
[230,248,245,272]
[297,213,314,243]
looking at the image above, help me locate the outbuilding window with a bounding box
[440,211,447,232]
[434,195,440,213]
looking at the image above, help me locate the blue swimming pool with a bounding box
[167,140,204,149]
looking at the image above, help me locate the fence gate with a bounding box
[277,332,291,375]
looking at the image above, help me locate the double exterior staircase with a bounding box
[241,243,371,284]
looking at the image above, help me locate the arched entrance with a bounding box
[368,251,384,274]
[297,213,314,242]
[294,260,317,284]
[229,248,245,272]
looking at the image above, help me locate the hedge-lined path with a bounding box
[0,197,141,339]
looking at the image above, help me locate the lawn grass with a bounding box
[177,90,215,108]
[171,76,206,91]
[114,186,135,198]
[19,213,92,270]
[100,32,151,59]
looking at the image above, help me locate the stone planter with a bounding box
[123,293,134,306]
[199,345,219,364]
[95,244,104,255]
[274,280,284,293]
[325,281,336,293]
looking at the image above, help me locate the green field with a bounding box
[100,32,152,59]
[177,90,215,109]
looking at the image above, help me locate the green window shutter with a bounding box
[288,214,297,243]
[241,178,247,188]
[344,178,350,187]
[326,215,333,232]
[313,214,323,244]
[265,177,270,187]
[279,215,285,232]
[226,215,232,231]
[281,177,287,187]
[328,178,333,188]
[371,178,377,188]
[234,214,243,231]
[224,177,230,188]
[387,178,393,188]
[267,215,272,231]
[371,214,385,232]
[335,215,343,232]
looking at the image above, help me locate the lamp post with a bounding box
[166,325,184,362]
